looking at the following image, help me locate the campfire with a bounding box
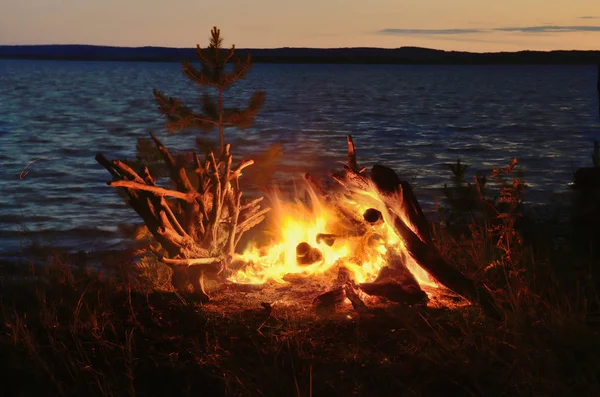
[230,175,436,288]
[97,135,500,319]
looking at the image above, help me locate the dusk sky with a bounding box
[2,0,600,51]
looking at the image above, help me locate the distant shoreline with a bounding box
[1,45,600,65]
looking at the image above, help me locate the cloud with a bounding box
[379,28,484,35]
[378,25,600,35]
[496,25,600,33]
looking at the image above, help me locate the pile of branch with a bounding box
[96,133,269,301]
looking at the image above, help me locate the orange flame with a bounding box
[229,179,438,289]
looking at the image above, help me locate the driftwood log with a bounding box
[96,133,269,301]
[333,136,502,320]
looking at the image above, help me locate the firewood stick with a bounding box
[150,132,177,170]
[195,196,209,224]
[389,209,501,320]
[220,152,233,211]
[158,210,177,237]
[193,153,203,180]
[208,152,220,184]
[345,135,366,174]
[161,257,222,266]
[157,226,187,247]
[201,179,211,195]
[150,132,195,193]
[344,284,369,313]
[203,152,211,174]
[240,197,264,211]
[228,189,243,256]
[177,165,196,193]
[160,197,188,238]
[240,198,266,215]
[98,153,152,225]
[141,166,156,186]
[236,207,270,231]
[146,229,180,259]
[209,152,222,249]
[241,204,262,217]
[196,210,206,236]
[152,254,223,276]
[229,159,254,180]
[109,181,195,202]
[145,196,160,220]
[370,164,432,244]
[95,153,122,179]
[221,143,231,165]
[233,159,254,172]
[111,160,147,184]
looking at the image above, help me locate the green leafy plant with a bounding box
[479,159,527,285]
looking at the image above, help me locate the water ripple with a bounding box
[1,60,599,255]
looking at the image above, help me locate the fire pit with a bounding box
[97,135,500,319]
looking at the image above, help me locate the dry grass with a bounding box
[2,243,599,396]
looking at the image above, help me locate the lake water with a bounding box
[1,60,599,257]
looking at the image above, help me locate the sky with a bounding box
[1,0,600,52]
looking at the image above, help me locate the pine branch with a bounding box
[181,60,221,89]
[223,91,266,129]
[194,45,213,70]
[153,89,219,132]
[209,26,223,49]
[220,56,253,89]
[224,45,236,64]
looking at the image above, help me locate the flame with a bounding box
[229,179,438,289]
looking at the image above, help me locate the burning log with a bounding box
[344,284,368,313]
[96,133,269,300]
[376,251,421,290]
[370,164,432,244]
[337,266,355,285]
[296,242,323,265]
[316,233,337,247]
[363,208,383,225]
[387,210,500,319]
[313,287,346,313]
[335,135,502,320]
[359,282,427,305]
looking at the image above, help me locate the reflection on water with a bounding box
[0,60,598,255]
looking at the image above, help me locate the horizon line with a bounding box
[1,43,599,54]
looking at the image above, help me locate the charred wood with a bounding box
[334,135,502,319]
[344,284,368,313]
[296,242,323,265]
[363,208,383,225]
[359,282,427,305]
[313,287,345,313]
